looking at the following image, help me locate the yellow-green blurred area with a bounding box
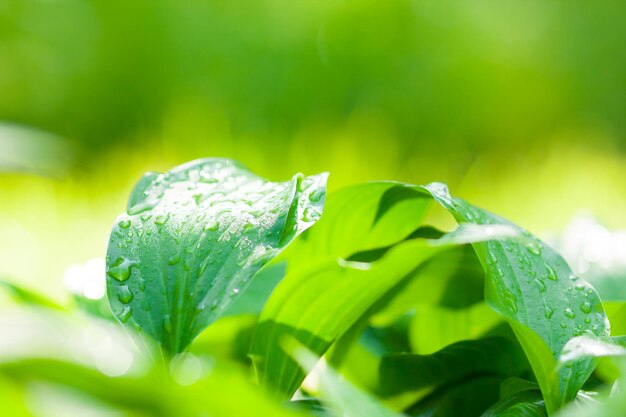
[1,0,625,300]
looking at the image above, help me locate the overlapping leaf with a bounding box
[416,183,609,414]
[379,337,528,397]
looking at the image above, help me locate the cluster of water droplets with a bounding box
[452,198,607,340]
[106,159,327,344]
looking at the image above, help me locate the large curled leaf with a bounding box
[416,183,609,414]
[106,158,327,353]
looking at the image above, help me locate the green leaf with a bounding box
[415,183,609,414]
[106,158,327,354]
[289,342,405,417]
[0,357,314,417]
[0,278,65,310]
[371,244,487,328]
[223,262,287,317]
[409,302,502,355]
[252,238,445,397]
[379,337,529,397]
[480,391,546,417]
[278,182,431,272]
[408,375,505,417]
[558,335,626,367]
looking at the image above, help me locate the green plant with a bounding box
[1,158,625,417]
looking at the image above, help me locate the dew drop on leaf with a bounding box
[155,213,170,226]
[117,285,134,304]
[205,220,219,231]
[526,242,542,256]
[564,308,576,319]
[534,278,547,293]
[168,253,181,266]
[119,219,131,229]
[107,258,136,282]
[580,301,592,314]
[545,264,558,281]
[545,306,554,319]
[117,306,132,323]
[502,289,518,313]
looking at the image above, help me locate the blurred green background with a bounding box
[1,0,625,300]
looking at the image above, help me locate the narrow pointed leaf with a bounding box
[106,158,327,353]
[0,279,65,310]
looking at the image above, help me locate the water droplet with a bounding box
[199,257,212,275]
[544,306,554,319]
[138,278,146,291]
[127,201,157,216]
[302,207,319,222]
[193,193,209,205]
[168,253,181,266]
[117,285,134,304]
[155,213,170,226]
[163,315,172,333]
[526,242,542,256]
[205,220,219,231]
[584,317,591,324]
[502,289,518,313]
[140,213,152,222]
[231,288,239,296]
[117,306,132,323]
[564,308,576,319]
[534,278,547,293]
[309,188,324,203]
[119,219,131,229]
[107,258,136,282]
[545,264,558,281]
[580,301,592,314]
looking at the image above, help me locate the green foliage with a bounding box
[2,160,626,416]
[105,158,327,354]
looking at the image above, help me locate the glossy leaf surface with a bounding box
[106,158,327,353]
[416,183,609,414]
